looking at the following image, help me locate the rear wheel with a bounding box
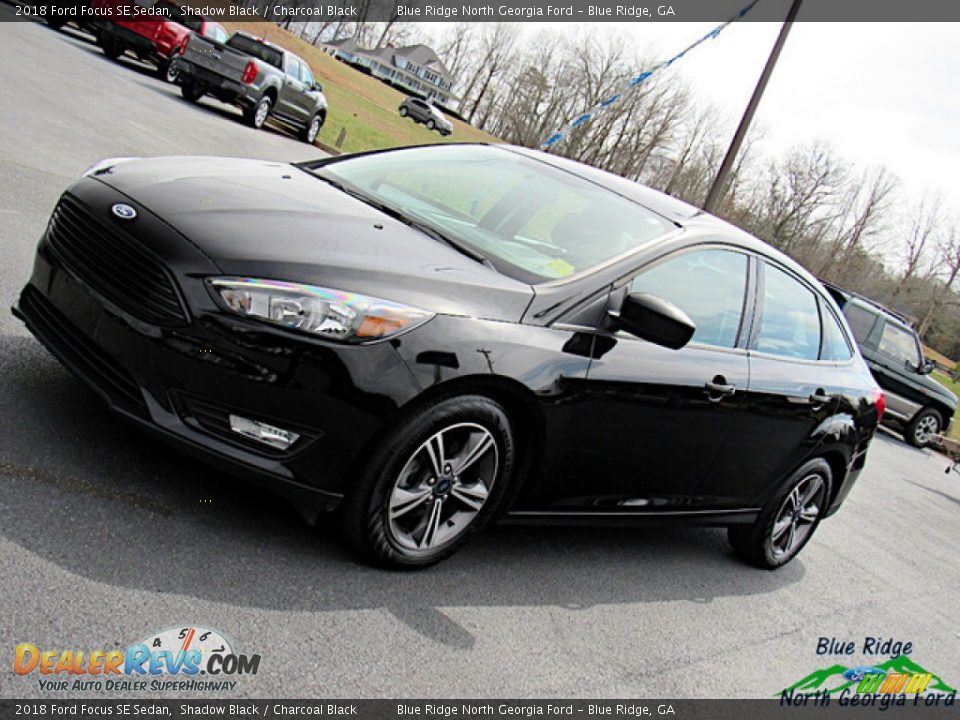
[245,95,272,129]
[729,458,832,569]
[399,106,408,117]
[905,408,942,448]
[180,79,205,103]
[426,119,436,131]
[339,395,515,568]
[100,35,123,60]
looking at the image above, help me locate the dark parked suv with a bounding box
[824,282,956,447]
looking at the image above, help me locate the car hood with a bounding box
[93,156,534,321]
[922,371,958,408]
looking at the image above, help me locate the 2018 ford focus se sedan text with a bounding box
[13,144,884,569]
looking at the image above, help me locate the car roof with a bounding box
[820,279,915,327]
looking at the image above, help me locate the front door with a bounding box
[546,246,754,512]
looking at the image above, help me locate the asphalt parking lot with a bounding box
[1,11,958,699]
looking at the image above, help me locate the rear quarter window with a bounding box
[843,303,880,344]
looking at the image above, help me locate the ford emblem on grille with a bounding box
[111,203,137,220]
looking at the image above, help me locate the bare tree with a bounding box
[890,194,943,303]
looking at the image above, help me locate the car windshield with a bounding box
[311,145,676,283]
[226,35,283,70]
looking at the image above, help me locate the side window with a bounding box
[286,58,302,80]
[877,322,921,366]
[821,304,853,361]
[755,265,821,360]
[300,62,315,86]
[843,303,879,343]
[629,249,747,349]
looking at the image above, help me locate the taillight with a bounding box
[873,390,886,423]
[178,37,189,55]
[241,61,257,84]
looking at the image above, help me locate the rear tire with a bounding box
[180,79,205,103]
[426,119,436,131]
[339,395,516,569]
[728,458,832,570]
[905,407,942,448]
[245,95,272,129]
[100,36,123,60]
[399,106,408,117]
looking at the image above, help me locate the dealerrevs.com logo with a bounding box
[14,626,261,692]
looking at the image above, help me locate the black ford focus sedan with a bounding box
[14,144,884,569]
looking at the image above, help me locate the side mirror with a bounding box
[919,359,936,375]
[313,82,324,93]
[613,292,696,350]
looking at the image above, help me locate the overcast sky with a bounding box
[510,14,960,219]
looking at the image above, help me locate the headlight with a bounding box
[207,278,434,342]
[82,157,140,177]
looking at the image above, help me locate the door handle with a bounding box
[705,375,737,402]
[809,389,832,405]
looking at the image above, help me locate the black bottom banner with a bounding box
[1,698,957,719]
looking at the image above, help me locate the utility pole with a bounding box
[702,0,804,213]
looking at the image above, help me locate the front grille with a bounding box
[47,195,187,325]
[20,287,147,414]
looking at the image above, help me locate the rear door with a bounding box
[278,56,308,122]
[710,260,845,505]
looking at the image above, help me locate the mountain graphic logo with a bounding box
[781,655,956,696]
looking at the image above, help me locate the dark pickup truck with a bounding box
[175,31,328,144]
[824,281,957,448]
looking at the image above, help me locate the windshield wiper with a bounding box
[308,171,498,272]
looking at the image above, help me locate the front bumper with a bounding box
[14,181,422,512]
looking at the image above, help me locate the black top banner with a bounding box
[8,0,960,23]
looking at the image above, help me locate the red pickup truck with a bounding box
[89,0,227,81]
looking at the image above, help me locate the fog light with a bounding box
[228,414,300,450]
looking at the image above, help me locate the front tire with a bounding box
[426,119,436,131]
[339,395,516,569]
[300,112,324,144]
[905,407,942,448]
[728,458,832,569]
[159,58,180,83]
[399,106,408,117]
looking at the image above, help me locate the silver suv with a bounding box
[398,97,453,136]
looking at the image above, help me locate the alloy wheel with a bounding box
[387,422,498,552]
[255,100,270,128]
[307,117,320,143]
[914,415,939,445]
[165,63,180,83]
[767,473,826,561]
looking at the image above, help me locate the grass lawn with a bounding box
[932,370,960,438]
[219,20,500,154]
